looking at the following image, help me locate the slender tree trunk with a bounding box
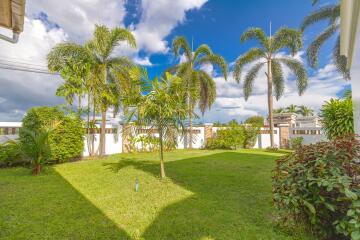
[78,94,82,114]
[99,67,107,157]
[159,126,166,178]
[100,109,106,156]
[267,59,275,147]
[91,100,96,156]
[188,97,193,149]
[33,164,41,175]
[86,94,92,156]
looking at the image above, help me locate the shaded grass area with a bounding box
[0,149,312,240]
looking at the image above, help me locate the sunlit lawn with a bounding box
[0,149,312,240]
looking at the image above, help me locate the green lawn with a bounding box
[0,149,312,240]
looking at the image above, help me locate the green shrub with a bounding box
[244,116,264,127]
[290,137,303,150]
[205,124,259,150]
[0,141,23,167]
[321,98,354,140]
[20,106,84,163]
[273,136,360,239]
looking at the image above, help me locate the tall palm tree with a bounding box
[171,36,227,148]
[301,0,350,79]
[234,27,308,147]
[48,25,136,156]
[297,105,314,116]
[286,104,298,113]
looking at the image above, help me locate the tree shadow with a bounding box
[0,167,131,239]
[106,152,303,240]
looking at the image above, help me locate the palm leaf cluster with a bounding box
[301,0,350,79]
[274,105,314,116]
[47,25,137,156]
[171,36,228,114]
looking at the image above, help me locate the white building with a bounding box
[340,0,360,135]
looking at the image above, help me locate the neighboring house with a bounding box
[0,122,22,144]
[340,0,360,135]
[272,113,325,148]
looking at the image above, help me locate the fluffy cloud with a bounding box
[26,0,127,41]
[0,18,67,121]
[133,0,207,53]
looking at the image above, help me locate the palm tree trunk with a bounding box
[267,59,275,147]
[100,109,106,156]
[188,97,193,149]
[159,126,166,178]
[91,101,96,156]
[86,94,92,156]
[78,95,82,114]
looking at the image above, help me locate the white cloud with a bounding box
[133,0,207,53]
[26,0,127,41]
[0,18,67,121]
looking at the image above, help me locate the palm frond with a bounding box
[307,23,338,68]
[271,59,284,100]
[243,62,264,100]
[240,28,268,48]
[197,70,216,114]
[272,27,302,55]
[333,36,351,80]
[197,54,228,80]
[234,48,264,83]
[172,36,192,60]
[278,57,308,95]
[111,27,137,48]
[193,44,213,61]
[300,4,340,31]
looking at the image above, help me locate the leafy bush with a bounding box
[273,136,360,239]
[290,137,303,150]
[321,98,354,140]
[205,124,259,150]
[244,116,264,127]
[20,106,84,163]
[0,141,23,167]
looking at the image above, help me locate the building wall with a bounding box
[289,127,327,145]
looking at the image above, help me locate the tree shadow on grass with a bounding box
[106,152,305,240]
[0,168,131,240]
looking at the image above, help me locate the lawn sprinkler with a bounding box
[135,178,139,192]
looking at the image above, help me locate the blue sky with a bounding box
[0,0,349,123]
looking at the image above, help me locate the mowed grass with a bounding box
[0,149,313,240]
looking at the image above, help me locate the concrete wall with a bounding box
[289,127,327,145]
[253,127,280,148]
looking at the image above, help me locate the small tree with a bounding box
[244,116,264,127]
[129,70,188,178]
[22,126,54,175]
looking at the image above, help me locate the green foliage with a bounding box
[128,70,189,178]
[290,137,303,150]
[20,106,84,164]
[273,136,360,239]
[321,98,354,140]
[205,124,259,150]
[244,116,264,127]
[22,127,53,175]
[0,141,23,167]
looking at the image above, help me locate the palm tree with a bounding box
[301,0,350,79]
[297,105,314,116]
[129,70,189,178]
[273,108,285,114]
[171,36,227,149]
[48,25,136,156]
[234,27,308,147]
[286,104,298,113]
